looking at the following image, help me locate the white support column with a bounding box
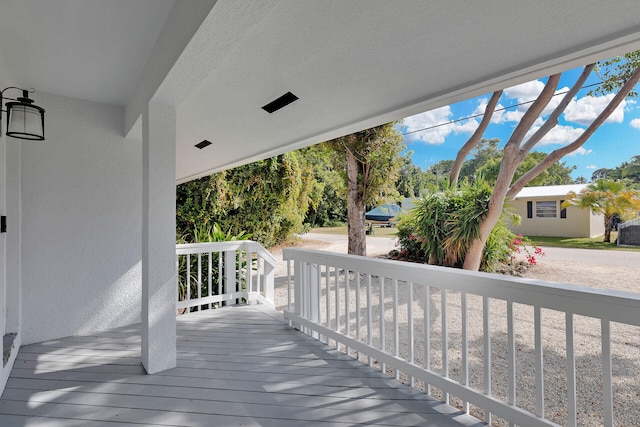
[141,103,176,374]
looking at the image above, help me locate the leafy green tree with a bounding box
[622,159,640,181]
[574,176,587,184]
[425,160,454,190]
[563,179,640,242]
[475,150,575,186]
[446,53,640,270]
[176,151,318,247]
[326,123,404,255]
[458,138,501,181]
[396,152,427,198]
[302,144,347,227]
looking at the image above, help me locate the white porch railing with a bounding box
[283,248,640,427]
[176,241,275,311]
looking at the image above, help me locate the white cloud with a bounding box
[586,164,597,169]
[491,80,569,123]
[630,118,640,129]
[504,80,545,100]
[403,106,478,144]
[564,94,626,125]
[525,122,584,146]
[566,147,593,157]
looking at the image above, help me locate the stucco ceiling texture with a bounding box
[2,1,640,183]
[175,0,640,182]
[0,0,175,105]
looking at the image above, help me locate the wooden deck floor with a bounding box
[0,305,483,426]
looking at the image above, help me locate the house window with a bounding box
[527,201,533,219]
[560,199,567,219]
[536,201,557,218]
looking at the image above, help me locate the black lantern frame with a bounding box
[1,87,45,141]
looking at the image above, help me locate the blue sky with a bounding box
[399,65,640,181]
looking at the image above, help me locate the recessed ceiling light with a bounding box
[262,92,299,114]
[195,140,212,149]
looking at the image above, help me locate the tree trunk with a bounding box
[346,148,366,256]
[463,150,519,271]
[604,215,613,243]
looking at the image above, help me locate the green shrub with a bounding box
[396,180,523,272]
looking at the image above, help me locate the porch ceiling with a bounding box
[2,1,640,183]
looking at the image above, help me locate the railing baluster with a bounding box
[507,300,516,424]
[461,291,469,413]
[535,305,544,419]
[367,274,373,367]
[483,296,491,425]
[256,255,262,295]
[316,263,322,343]
[327,266,332,344]
[380,276,386,374]
[602,319,613,427]
[442,288,449,404]
[346,269,350,355]
[186,254,191,303]
[394,279,399,380]
[425,284,431,395]
[207,252,212,309]
[326,265,331,346]
[335,266,340,337]
[566,312,576,427]
[217,250,223,297]
[287,259,291,313]
[356,271,361,360]
[197,253,202,310]
[408,281,414,387]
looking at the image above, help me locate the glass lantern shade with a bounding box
[6,100,45,140]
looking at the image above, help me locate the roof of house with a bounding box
[513,184,589,199]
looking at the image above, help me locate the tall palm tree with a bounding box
[564,179,640,242]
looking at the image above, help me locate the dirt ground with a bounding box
[522,257,640,294]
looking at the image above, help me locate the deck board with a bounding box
[0,305,483,426]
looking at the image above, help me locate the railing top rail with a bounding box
[244,241,277,265]
[283,247,640,326]
[176,240,277,269]
[176,240,245,254]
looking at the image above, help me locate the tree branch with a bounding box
[506,64,640,199]
[519,64,594,155]
[449,90,502,186]
[504,74,561,155]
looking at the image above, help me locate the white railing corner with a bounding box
[176,240,276,311]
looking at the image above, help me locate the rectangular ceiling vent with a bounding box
[195,140,212,149]
[262,91,299,113]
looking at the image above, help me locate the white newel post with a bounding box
[141,103,177,374]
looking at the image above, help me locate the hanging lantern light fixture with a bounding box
[1,87,45,141]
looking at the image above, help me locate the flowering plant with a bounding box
[509,234,545,266]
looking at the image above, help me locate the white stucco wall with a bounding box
[20,92,142,344]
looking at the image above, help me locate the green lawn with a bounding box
[311,226,398,237]
[311,227,640,251]
[528,232,640,251]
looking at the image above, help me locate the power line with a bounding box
[402,81,602,136]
